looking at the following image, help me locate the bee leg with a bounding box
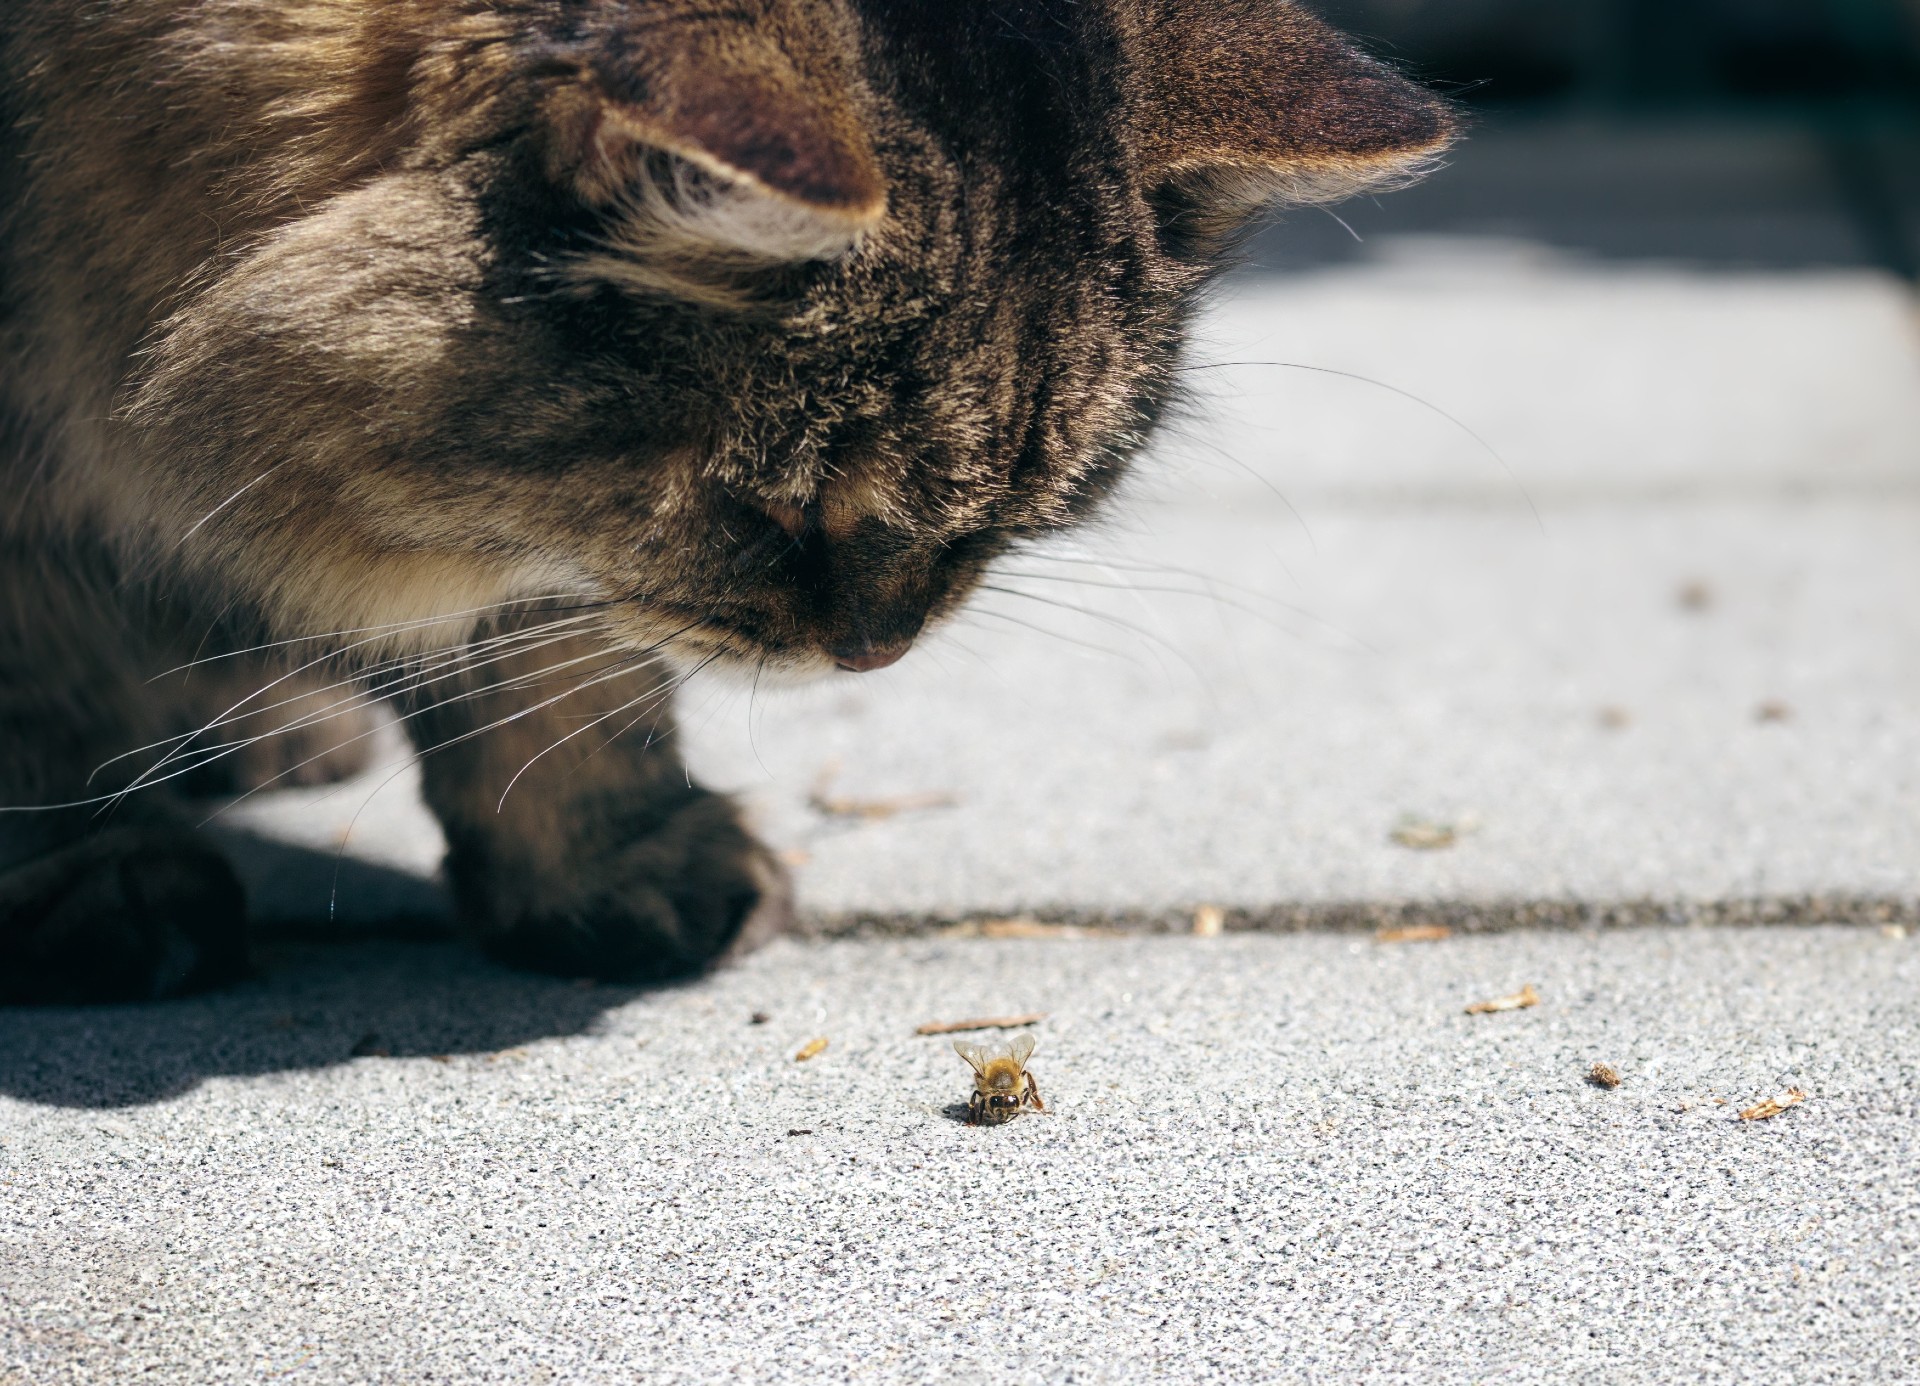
[1025,1075,1045,1112]
[965,1093,983,1126]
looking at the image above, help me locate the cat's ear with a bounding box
[540,30,886,268]
[1125,1,1456,229]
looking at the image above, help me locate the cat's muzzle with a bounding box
[830,638,912,673]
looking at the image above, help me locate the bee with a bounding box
[954,1033,1045,1125]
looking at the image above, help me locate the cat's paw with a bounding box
[0,828,249,1004]
[450,791,792,983]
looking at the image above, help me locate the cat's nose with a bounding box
[832,640,912,673]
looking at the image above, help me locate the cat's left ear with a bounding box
[1123,0,1456,225]
[539,24,887,267]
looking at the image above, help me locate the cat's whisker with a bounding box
[0,624,662,818]
[1171,358,1541,530]
[1315,203,1365,244]
[580,691,679,775]
[1014,534,1382,655]
[149,592,608,678]
[500,650,726,810]
[191,629,703,825]
[167,459,296,553]
[1007,546,1321,617]
[169,615,596,747]
[1155,425,1318,555]
[976,582,1203,681]
[745,654,772,779]
[991,564,1354,645]
[106,641,603,813]
[109,608,599,784]
[106,615,621,804]
[93,613,604,789]
[325,754,432,923]
[961,604,1145,668]
[292,637,667,894]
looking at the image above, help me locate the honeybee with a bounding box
[954,1033,1045,1125]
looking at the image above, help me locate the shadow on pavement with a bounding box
[205,825,453,932]
[0,836,664,1111]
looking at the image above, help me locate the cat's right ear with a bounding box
[1123,0,1456,249]
[539,28,887,272]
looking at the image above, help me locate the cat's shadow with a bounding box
[0,832,671,1109]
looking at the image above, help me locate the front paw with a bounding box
[0,828,249,1004]
[447,789,791,982]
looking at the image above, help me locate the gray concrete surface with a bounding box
[219,251,1920,928]
[5,927,1917,1383]
[9,205,1920,1383]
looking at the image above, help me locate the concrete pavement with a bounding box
[5,926,1917,1383]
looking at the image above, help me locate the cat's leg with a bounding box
[0,545,249,1004]
[403,628,789,981]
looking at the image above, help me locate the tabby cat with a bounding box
[0,0,1451,1003]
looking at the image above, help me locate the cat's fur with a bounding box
[0,0,1451,1003]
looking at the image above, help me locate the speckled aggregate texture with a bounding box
[3,927,1917,1384]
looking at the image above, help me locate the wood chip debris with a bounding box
[1738,1088,1807,1121]
[947,918,1111,940]
[810,789,957,820]
[1390,813,1479,850]
[1465,984,1540,1015]
[793,1037,829,1062]
[914,1013,1047,1036]
[1192,905,1226,937]
[807,761,956,821]
[1378,925,1452,944]
[1588,1062,1623,1089]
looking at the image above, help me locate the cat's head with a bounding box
[135,0,1452,675]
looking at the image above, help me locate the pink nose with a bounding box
[833,642,911,673]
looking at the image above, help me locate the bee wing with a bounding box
[952,1040,989,1075]
[1007,1033,1036,1068]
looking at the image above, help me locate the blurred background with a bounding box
[1269,0,1920,275]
